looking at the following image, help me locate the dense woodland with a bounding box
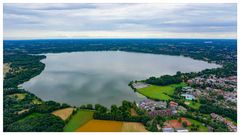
[146,72,182,86]
[3,39,237,132]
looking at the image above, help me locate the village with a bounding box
[132,74,237,132]
[187,75,237,110]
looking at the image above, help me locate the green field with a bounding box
[187,118,208,132]
[8,93,27,101]
[64,109,94,132]
[137,82,186,101]
[184,100,201,110]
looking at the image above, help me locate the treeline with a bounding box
[145,72,182,86]
[93,101,150,125]
[4,54,46,88]
[6,113,65,132]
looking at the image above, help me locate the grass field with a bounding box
[186,118,208,132]
[64,110,94,132]
[137,82,186,100]
[8,93,27,101]
[31,99,42,105]
[76,120,123,132]
[52,107,74,121]
[121,122,148,132]
[184,101,201,110]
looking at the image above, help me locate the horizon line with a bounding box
[3,37,237,41]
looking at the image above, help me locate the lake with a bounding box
[21,51,220,107]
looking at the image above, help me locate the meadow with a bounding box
[137,82,187,100]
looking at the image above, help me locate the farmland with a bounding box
[75,120,147,132]
[52,107,75,121]
[76,120,123,132]
[64,110,94,132]
[121,122,148,132]
[137,82,187,100]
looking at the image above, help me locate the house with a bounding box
[178,106,187,113]
[148,109,172,117]
[139,100,167,111]
[181,93,196,100]
[169,101,178,110]
[162,128,174,132]
[176,128,189,132]
[182,86,194,93]
[155,101,167,109]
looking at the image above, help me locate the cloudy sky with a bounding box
[3,3,237,39]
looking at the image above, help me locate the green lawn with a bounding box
[64,109,94,132]
[187,118,208,132]
[184,100,201,110]
[137,82,186,101]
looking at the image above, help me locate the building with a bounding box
[148,109,172,117]
[181,93,196,100]
[139,99,167,111]
[178,106,187,113]
[169,101,178,110]
[155,101,167,109]
[176,128,189,132]
[162,128,174,132]
[182,86,194,93]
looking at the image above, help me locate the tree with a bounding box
[6,113,65,132]
[86,104,93,110]
[182,122,187,127]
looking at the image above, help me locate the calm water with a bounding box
[21,51,220,107]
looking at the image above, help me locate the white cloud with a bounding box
[3,3,237,39]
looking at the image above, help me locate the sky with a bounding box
[3,3,237,39]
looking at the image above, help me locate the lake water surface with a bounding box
[21,51,220,107]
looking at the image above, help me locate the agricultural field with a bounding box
[137,82,186,100]
[64,110,94,132]
[76,120,123,132]
[52,107,75,121]
[187,118,208,132]
[121,122,147,132]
